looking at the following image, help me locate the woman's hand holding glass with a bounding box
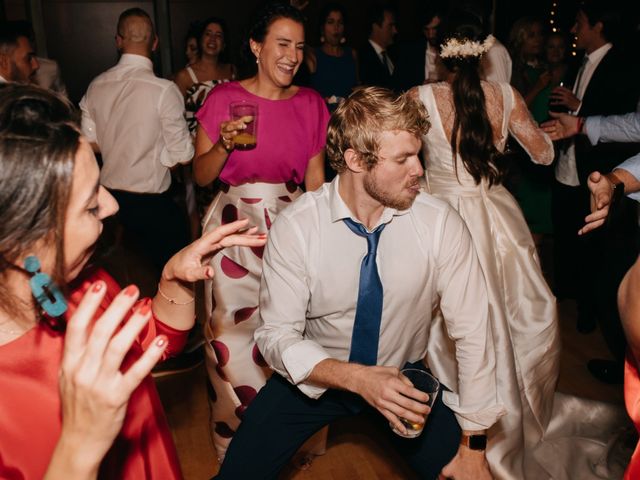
[218,116,254,153]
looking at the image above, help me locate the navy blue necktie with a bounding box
[343,218,386,366]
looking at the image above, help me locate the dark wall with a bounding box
[1,0,590,103]
[41,1,154,105]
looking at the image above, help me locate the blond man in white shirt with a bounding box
[80,8,193,272]
[215,87,502,480]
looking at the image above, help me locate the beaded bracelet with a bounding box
[157,284,195,305]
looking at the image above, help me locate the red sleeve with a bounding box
[68,269,189,360]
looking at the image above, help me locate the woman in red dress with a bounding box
[0,84,265,479]
[620,254,640,479]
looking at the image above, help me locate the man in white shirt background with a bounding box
[80,8,193,275]
[0,22,39,84]
[548,0,640,383]
[215,87,502,480]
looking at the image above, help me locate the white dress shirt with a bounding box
[80,54,193,194]
[34,57,67,97]
[256,177,504,431]
[424,43,438,82]
[555,43,612,186]
[482,39,512,83]
[369,39,394,74]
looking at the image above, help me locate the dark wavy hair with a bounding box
[197,16,231,64]
[439,12,502,186]
[0,84,79,317]
[579,0,622,44]
[242,1,305,70]
[319,2,348,31]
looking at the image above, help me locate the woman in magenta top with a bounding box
[193,2,329,460]
[0,84,265,479]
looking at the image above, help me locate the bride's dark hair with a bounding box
[439,12,502,186]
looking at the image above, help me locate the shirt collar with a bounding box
[0,75,8,83]
[118,53,153,70]
[328,175,410,230]
[369,39,385,56]
[586,42,612,64]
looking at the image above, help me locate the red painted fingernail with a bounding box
[156,335,168,347]
[92,281,104,293]
[124,285,138,297]
[138,302,151,316]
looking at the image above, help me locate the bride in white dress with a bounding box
[412,13,590,479]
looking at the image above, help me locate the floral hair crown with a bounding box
[440,34,495,59]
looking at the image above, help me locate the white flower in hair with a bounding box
[440,34,495,59]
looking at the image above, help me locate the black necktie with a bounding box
[380,51,392,75]
[573,55,589,97]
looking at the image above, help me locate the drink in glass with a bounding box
[391,368,440,439]
[229,101,258,150]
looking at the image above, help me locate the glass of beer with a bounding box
[229,101,258,150]
[390,369,440,439]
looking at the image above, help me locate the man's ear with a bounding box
[151,34,159,52]
[594,21,604,37]
[115,34,124,51]
[344,148,366,173]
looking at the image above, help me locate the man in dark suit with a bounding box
[394,6,443,92]
[550,0,640,383]
[358,4,397,89]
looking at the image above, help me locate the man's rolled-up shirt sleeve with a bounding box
[79,94,97,144]
[616,154,640,202]
[255,215,332,399]
[585,112,640,146]
[434,209,506,431]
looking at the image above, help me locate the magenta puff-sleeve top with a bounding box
[196,82,330,186]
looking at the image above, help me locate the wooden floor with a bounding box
[154,296,626,480]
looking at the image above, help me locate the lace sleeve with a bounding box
[507,86,554,165]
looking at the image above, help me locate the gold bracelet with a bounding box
[157,284,195,305]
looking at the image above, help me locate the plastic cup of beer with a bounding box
[391,369,440,439]
[229,101,258,150]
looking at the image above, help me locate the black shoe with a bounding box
[576,313,597,334]
[152,345,204,378]
[587,359,624,384]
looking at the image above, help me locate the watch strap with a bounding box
[460,433,487,451]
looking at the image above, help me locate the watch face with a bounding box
[469,435,487,450]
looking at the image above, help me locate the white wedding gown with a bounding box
[418,82,629,480]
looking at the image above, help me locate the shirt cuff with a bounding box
[584,116,602,146]
[614,163,640,202]
[281,340,332,399]
[442,390,507,431]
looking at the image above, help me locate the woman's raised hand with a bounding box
[162,218,267,283]
[46,282,166,479]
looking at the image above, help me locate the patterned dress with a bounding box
[195,81,329,459]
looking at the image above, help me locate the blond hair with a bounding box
[327,86,430,173]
